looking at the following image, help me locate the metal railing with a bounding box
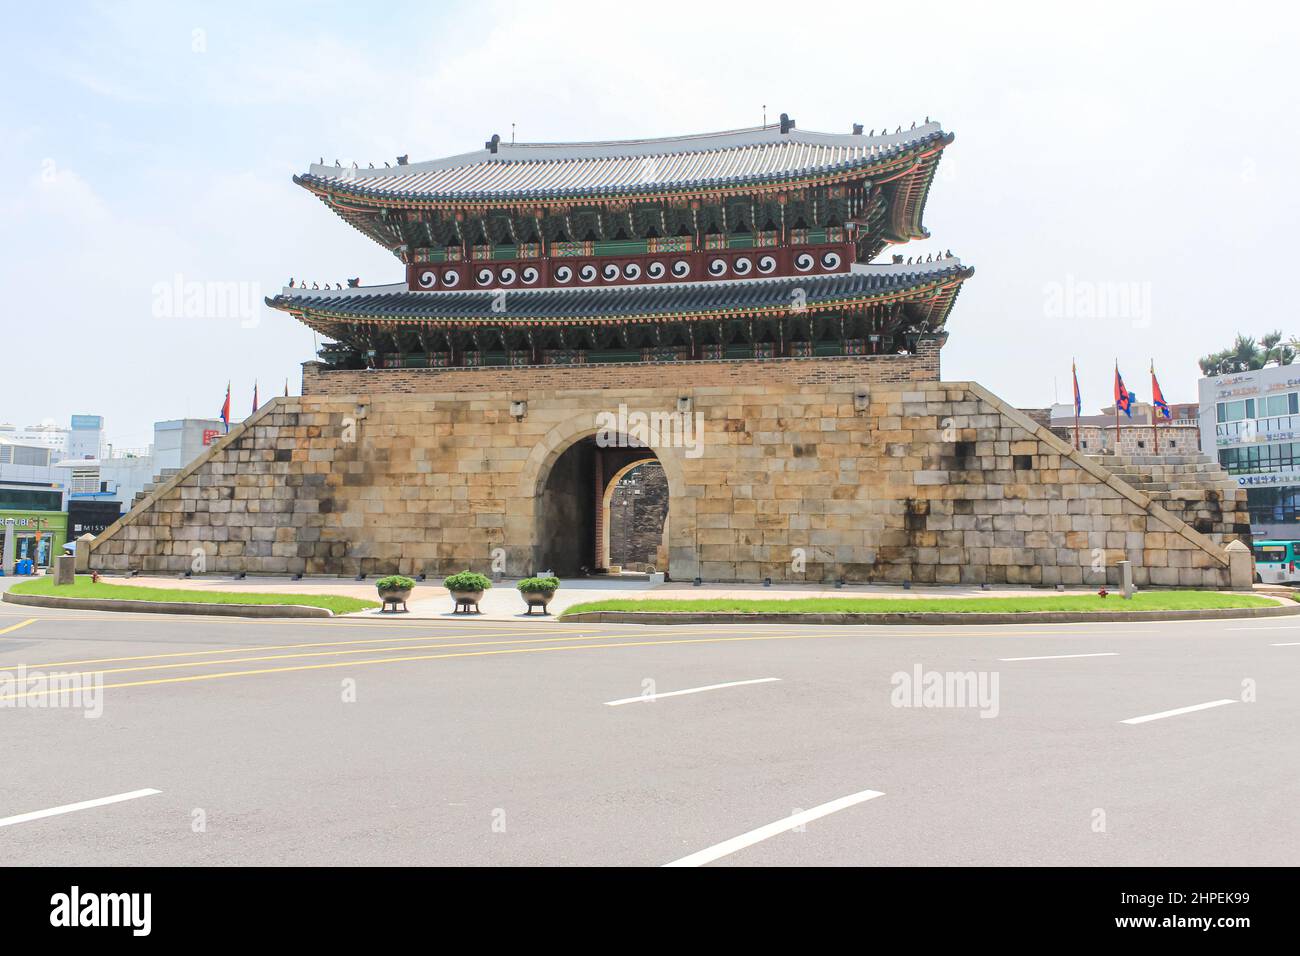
[1217,414,1300,440]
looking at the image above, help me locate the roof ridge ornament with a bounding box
[779,113,795,134]
[485,133,501,154]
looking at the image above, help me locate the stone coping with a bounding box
[2,591,333,618]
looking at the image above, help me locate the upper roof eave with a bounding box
[296,123,952,206]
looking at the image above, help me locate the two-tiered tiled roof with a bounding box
[278,119,970,362]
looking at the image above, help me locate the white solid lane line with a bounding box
[1120,699,1237,725]
[999,652,1119,662]
[663,789,885,867]
[0,789,162,828]
[1271,642,1300,647]
[604,677,781,707]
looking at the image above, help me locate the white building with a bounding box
[152,419,228,472]
[66,415,105,460]
[55,418,228,508]
[0,414,109,512]
[1198,365,1300,539]
[0,436,65,511]
[0,421,68,454]
[0,415,103,459]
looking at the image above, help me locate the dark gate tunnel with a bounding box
[535,436,668,577]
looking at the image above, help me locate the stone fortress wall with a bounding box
[86,354,1251,589]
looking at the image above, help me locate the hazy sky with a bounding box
[2,0,1296,446]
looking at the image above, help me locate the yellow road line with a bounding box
[10,627,598,670]
[0,606,1158,637]
[21,632,645,680]
[0,619,1153,674]
[3,622,839,672]
[0,631,843,702]
[0,622,1170,704]
[0,619,37,637]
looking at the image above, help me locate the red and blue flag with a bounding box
[1072,360,1082,417]
[1150,362,1171,420]
[1114,365,1133,417]
[220,382,231,433]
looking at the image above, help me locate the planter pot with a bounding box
[521,590,555,615]
[378,587,412,613]
[451,589,484,614]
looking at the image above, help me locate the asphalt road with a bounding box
[0,602,1296,866]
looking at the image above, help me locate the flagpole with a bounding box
[1072,359,1080,450]
[1149,360,1158,455]
[1114,360,1120,456]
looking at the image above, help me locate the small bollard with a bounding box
[1118,560,1134,599]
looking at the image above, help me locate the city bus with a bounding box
[1252,540,1300,584]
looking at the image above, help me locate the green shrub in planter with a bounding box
[443,570,492,593]
[517,576,561,595]
[375,575,416,593]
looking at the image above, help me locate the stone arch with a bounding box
[599,456,664,570]
[517,410,691,578]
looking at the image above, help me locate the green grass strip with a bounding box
[562,591,1279,617]
[10,575,379,615]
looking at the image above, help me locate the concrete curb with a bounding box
[561,602,1300,626]
[2,591,334,618]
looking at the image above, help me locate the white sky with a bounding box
[2,0,1296,445]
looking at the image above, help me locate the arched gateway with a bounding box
[521,414,687,578]
[85,120,1249,589]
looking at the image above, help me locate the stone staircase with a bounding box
[1087,453,1250,540]
[131,468,182,509]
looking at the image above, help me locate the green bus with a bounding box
[1253,540,1300,584]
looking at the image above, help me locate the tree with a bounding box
[1261,330,1297,368]
[1199,332,1295,376]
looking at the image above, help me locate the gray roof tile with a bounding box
[299,123,949,202]
[268,258,972,324]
